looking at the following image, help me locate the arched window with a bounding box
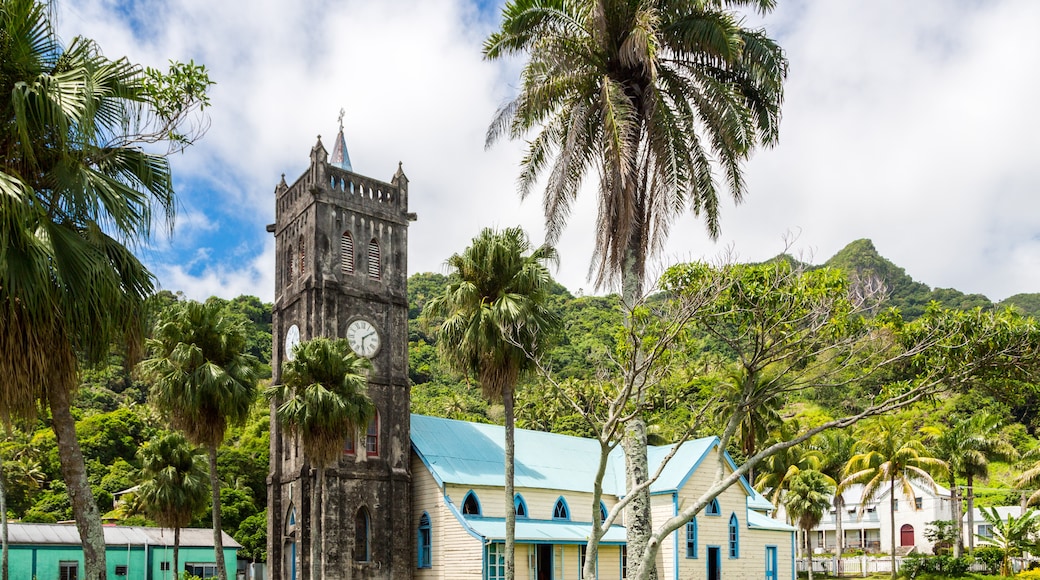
[599,501,608,523]
[514,494,528,518]
[685,518,698,559]
[900,524,915,547]
[298,235,305,277]
[728,513,739,558]
[367,238,381,280]
[417,512,432,568]
[462,491,481,516]
[341,231,355,275]
[706,498,721,516]
[552,497,570,520]
[286,245,294,284]
[355,507,370,562]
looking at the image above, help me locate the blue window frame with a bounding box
[686,518,698,558]
[417,512,431,568]
[706,498,720,516]
[553,496,570,520]
[728,514,739,558]
[514,494,528,518]
[462,491,481,516]
[599,501,608,523]
[487,543,505,580]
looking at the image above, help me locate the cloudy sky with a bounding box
[56,0,1040,302]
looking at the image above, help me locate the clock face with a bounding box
[284,324,301,362]
[346,319,380,358]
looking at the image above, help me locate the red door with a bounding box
[900,524,915,547]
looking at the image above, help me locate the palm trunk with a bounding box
[966,474,976,552]
[1,453,8,580]
[835,494,844,576]
[208,444,228,580]
[504,387,516,580]
[174,527,181,580]
[48,383,107,580]
[806,528,814,580]
[951,481,963,558]
[889,476,897,580]
[314,468,324,580]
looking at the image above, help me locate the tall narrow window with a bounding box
[341,231,355,275]
[367,238,381,280]
[599,501,608,523]
[729,513,739,558]
[579,544,588,579]
[298,235,305,277]
[355,507,370,562]
[706,498,721,516]
[365,413,379,456]
[286,245,294,284]
[686,518,698,558]
[417,512,432,568]
[462,491,481,516]
[553,497,570,520]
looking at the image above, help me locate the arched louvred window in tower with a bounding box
[355,507,371,562]
[367,238,380,280]
[341,231,355,275]
[286,245,294,285]
[298,235,306,278]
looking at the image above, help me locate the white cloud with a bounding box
[58,0,1040,302]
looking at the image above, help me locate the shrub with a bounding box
[901,553,974,578]
[973,546,1004,575]
[1016,570,1040,578]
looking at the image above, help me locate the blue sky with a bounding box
[57,0,1040,303]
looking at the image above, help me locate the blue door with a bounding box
[765,546,778,580]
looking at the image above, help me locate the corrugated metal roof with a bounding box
[7,524,240,548]
[463,518,628,544]
[747,510,797,532]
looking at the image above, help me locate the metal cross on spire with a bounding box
[338,108,345,132]
[331,107,353,172]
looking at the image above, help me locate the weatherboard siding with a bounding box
[413,455,483,580]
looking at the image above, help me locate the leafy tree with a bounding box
[133,432,209,578]
[483,0,787,574]
[141,300,259,580]
[0,0,211,575]
[976,507,1039,576]
[842,415,946,579]
[754,421,820,509]
[784,470,834,580]
[424,227,560,580]
[267,337,373,580]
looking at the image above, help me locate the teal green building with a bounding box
[8,523,240,580]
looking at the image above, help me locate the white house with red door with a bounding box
[809,482,953,555]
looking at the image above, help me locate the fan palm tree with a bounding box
[133,432,210,578]
[976,507,1039,577]
[813,429,854,566]
[785,470,834,580]
[842,416,947,580]
[932,413,1016,556]
[484,2,787,566]
[266,337,374,580]
[141,300,260,580]
[423,227,560,580]
[0,1,207,577]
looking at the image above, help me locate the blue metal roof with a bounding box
[747,510,797,532]
[463,518,628,544]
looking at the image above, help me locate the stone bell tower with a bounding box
[267,116,414,580]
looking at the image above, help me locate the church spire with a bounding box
[330,108,353,172]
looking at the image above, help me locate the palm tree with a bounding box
[133,432,210,578]
[754,421,820,510]
[423,227,560,580]
[976,507,1039,577]
[813,429,854,567]
[484,1,787,566]
[718,367,783,485]
[141,300,260,580]
[266,337,374,580]
[932,413,1016,556]
[785,470,834,580]
[0,1,206,577]
[842,416,947,579]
